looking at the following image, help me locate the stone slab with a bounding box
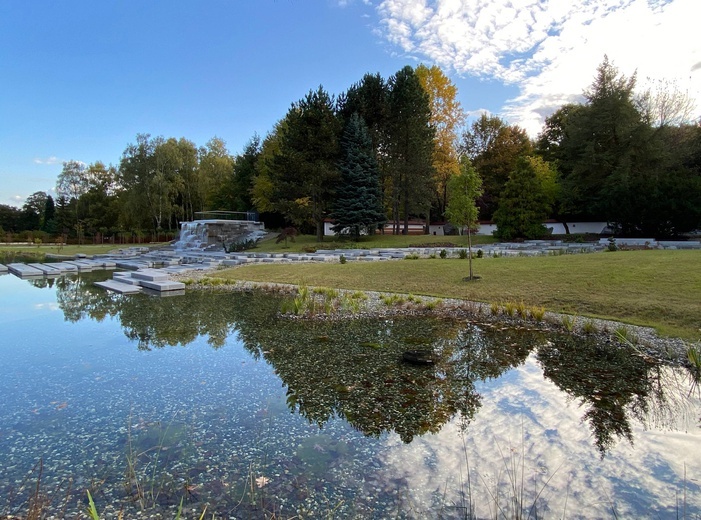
[132,269,170,282]
[139,279,186,292]
[28,263,63,275]
[63,260,95,272]
[0,264,7,273]
[8,263,44,277]
[94,280,143,294]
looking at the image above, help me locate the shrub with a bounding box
[339,254,346,264]
[476,249,483,258]
[458,249,468,259]
[439,249,447,259]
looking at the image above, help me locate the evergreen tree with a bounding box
[269,86,341,241]
[493,157,552,240]
[386,66,435,234]
[231,135,260,212]
[330,113,386,240]
[42,194,56,233]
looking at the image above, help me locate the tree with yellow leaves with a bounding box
[415,64,465,220]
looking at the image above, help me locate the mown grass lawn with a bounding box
[253,232,498,253]
[213,249,701,340]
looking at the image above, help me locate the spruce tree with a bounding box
[330,113,386,240]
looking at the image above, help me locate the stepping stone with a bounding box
[8,263,44,277]
[94,280,143,294]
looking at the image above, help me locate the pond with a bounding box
[0,271,699,518]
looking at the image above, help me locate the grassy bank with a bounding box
[212,249,701,340]
[253,232,498,253]
[0,243,164,258]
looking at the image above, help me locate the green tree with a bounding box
[42,194,56,234]
[445,156,483,279]
[386,65,436,234]
[330,113,386,240]
[493,156,554,240]
[21,191,48,231]
[231,135,260,212]
[461,114,532,220]
[198,137,235,211]
[555,56,641,221]
[338,73,389,157]
[267,86,341,240]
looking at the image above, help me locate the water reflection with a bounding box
[50,273,699,456]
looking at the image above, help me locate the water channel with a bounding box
[0,271,699,518]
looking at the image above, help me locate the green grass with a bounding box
[0,243,166,257]
[211,250,701,340]
[252,232,498,253]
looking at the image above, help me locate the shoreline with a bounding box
[171,270,695,367]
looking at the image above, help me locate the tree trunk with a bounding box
[467,227,474,280]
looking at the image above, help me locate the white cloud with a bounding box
[377,356,701,516]
[33,156,61,165]
[375,0,701,135]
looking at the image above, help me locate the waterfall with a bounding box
[174,221,208,250]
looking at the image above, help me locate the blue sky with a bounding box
[1,0,699,208]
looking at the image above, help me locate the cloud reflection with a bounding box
[377,355,701,517]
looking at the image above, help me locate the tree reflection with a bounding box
[537,337,659,455]
[51,275,696,449]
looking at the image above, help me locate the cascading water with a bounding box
[174,221,209,250]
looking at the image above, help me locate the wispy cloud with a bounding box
[9,195,24,204]
[33,156,61,165]
[375,0,701,135]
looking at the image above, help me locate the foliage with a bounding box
[266,86,341,240]
[445,156,483,278]
[386,66,436,235]
[493,156,553,240]
[461,114,532,219]
[330,113,386,239]
[415,64,464,217]
[536,56,701,236]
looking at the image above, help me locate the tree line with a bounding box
[2,57,699,243]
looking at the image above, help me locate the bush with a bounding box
[458,249,468,259]
[439,249,447,259]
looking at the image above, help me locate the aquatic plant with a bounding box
[582,319,597,335]
[615,326,638,345]
[561,314,577,332]
[515,301,528,319]
[686,344,701,395]
[86,490,99,520]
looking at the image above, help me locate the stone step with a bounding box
[94,280,143,294]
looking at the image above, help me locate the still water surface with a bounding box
[0,271,699,518]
